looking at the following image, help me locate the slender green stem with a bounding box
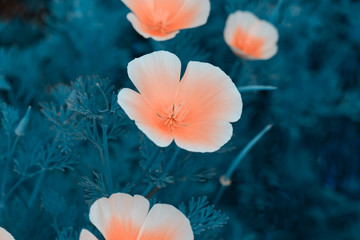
[28,171,46,207]
[238,85,277,92]
[101,124,113,193]
[142,183,154,197]
[225,125,272,179]
[93,119,99,142]
[270,0,286,23]
[213,124,273,205]
[230,59,241,80]
[142,147,181,197]
[163,147,181,174]
[213,186,226,206]
[4,176,25,202]
[132,148,160,190]
[1,161,10,200]
[1,136,19,201]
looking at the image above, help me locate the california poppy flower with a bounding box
[79,193,193,240]
[0,227,14,240]
[224,11,279,60]
[121,0,211,41]
[117,51,243,153]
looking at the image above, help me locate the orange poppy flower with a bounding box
[117,51,243,153]
[224,11,279,60]
[79,193,193,240]
[121,0,211,41]
[0,227,14,240]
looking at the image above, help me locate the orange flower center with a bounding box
[148,10,170,33]
[232,27,265,58]
[163,102,189,130]
[106,217,139,240]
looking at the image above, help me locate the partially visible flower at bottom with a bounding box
[0,227,14,240]
[80,193,193,240]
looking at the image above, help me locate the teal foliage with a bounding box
[0,0,360,239]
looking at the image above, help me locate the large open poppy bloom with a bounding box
[121,0,210,41]
[79,193,193,240]
[117,51,243,153]
[0,227,14,240]
[224,11,279,60]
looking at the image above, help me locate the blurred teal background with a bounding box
[0,0,360,239]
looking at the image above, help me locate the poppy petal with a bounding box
[247,20,278,53]
[121,0,154,22]
[127,51,181,116]
[177,61,242,125]
[126,13,180,41]
[136,204,193,240]
[224,11,258,46]
[79,229,98,240]
[166,0,210,31]
[173,121,233,153]
[89,193,149,240]
[0,227,14,240]
[262,45,278,60]
[224,11,278,60]
[118,88,173,147]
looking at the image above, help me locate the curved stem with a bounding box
[213,186,226,206]
[230,59,242,80]
[132,148,160,190]
[142,147,181,197]
[1,136,19,201]
[101,124,113,194]
[28,171,46,207]
[225,125,272,180]
[214,124,273,205]
[238,85,277,92]
[143,183,155,198]
[4,176,25,202]
[163,147,181,174]
[270,0,286,23]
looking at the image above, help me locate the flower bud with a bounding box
[15,106,31,136]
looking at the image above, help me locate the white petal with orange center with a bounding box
[224,11,279,60]
[127,51,181,116]
[117,88,173,147]
[137,204,193,240]
[247,20,278,60]
[79,229,98,240]
[89,193,150,240]
[126,13,180,41]
[224,11,258,46]
[121,0,154,22]
[177,61,242,124]
[0,227,14,240]
[173,121,233,153]
[122,0,210,41]
[166,0,210,31]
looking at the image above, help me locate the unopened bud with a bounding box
[15,106,31,136]
[94,83,108,113]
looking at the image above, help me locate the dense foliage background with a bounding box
[0,0,360,239]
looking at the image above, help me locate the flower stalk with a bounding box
[213,124,273,205]
[101,124,113,194]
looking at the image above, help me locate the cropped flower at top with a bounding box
[121,0,210,41]
[0,227,15,240]
[117,51,243,153]
[79,193,193,240]
[224,11,279,60]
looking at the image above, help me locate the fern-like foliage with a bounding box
[179,197,228,236]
